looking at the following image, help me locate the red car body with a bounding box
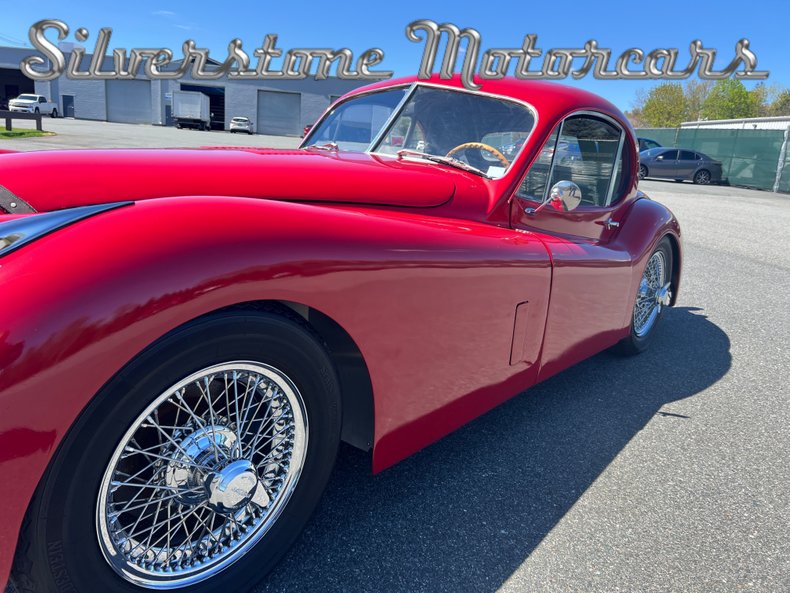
[0,75,681,586]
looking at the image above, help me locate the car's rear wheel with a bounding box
[12,310,341,593]
[693,169,711,184]
[50,108,58,118]
[617,237,673,355]
[639,164,648,180]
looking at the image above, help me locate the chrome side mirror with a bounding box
[548,180,582,212]
[525,180,582,216]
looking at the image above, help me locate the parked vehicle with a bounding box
[173,90,211,131]
[8,94,58,117]
[0,76,681,593]
[230,116,254,134]
[638,137,661,152]
[639,147,723,184]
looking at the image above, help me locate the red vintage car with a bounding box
[0,75,681,593]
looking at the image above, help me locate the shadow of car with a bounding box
[639,147,723,185]
[259,306,731,593]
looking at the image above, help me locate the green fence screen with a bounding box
[636,127,790,193]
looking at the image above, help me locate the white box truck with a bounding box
[173,91,211,131]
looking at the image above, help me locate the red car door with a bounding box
[511,112,635,380]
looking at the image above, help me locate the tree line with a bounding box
[626,80,790,128]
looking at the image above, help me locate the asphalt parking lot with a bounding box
[3,121,789,592]
[1,117,301,150]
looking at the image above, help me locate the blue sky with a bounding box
[1,0,787,111]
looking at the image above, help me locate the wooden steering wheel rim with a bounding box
[446,142,510,168]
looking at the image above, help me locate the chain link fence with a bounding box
[636,127,790,193]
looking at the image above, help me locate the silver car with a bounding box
[639,147,723,185]
[230,116,254,135]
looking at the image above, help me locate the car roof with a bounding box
[344,75,632,134]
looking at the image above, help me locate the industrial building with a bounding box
[0,45,368,135]
[0,46,35,106]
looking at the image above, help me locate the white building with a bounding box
[681,116,790,131]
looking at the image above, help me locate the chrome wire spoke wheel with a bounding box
[96,361,308,589]
[633,250,670,337]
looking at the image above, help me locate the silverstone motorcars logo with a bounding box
[20,19,769,89]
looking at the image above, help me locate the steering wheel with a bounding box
[446,142,510,168]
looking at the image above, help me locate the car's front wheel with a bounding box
[12,309,341,593]
[617,237,673,355]
[638,164,648,180]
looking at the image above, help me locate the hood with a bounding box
[0,148,462,212]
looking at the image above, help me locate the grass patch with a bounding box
[0,129,56,139]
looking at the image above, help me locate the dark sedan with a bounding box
[639,148,723,185]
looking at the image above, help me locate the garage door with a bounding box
[257,91,301,136]
[105,80,152,124]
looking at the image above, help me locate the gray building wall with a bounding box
[2,45,370,135]
[164,74,365,134]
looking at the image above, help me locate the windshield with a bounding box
[302,85,535,179]
[16,94,37,101]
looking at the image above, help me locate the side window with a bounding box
[39,97,46,103]
[660,149,679,161]
[547,115,623,207]
[518,115,626,207]
[517,127,560,203]
[679,150,696,161]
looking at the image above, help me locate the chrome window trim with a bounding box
[367,83,418,150]
[301,82,540,180]
[543,121,564,203]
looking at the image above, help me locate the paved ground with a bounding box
[3,121,789,592]
[0,117,300,151]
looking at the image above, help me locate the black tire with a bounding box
[50,108,58,118]
[638,164,648,180]
[693,169,711,185]
[11,309,341,593]
[617,237,673,355]
[176,123,182,129]
[34,107,40,114]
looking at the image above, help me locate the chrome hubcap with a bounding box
[97,362,308,589]
[633,251,670,337]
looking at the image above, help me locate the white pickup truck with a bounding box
[8,94,59,117]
